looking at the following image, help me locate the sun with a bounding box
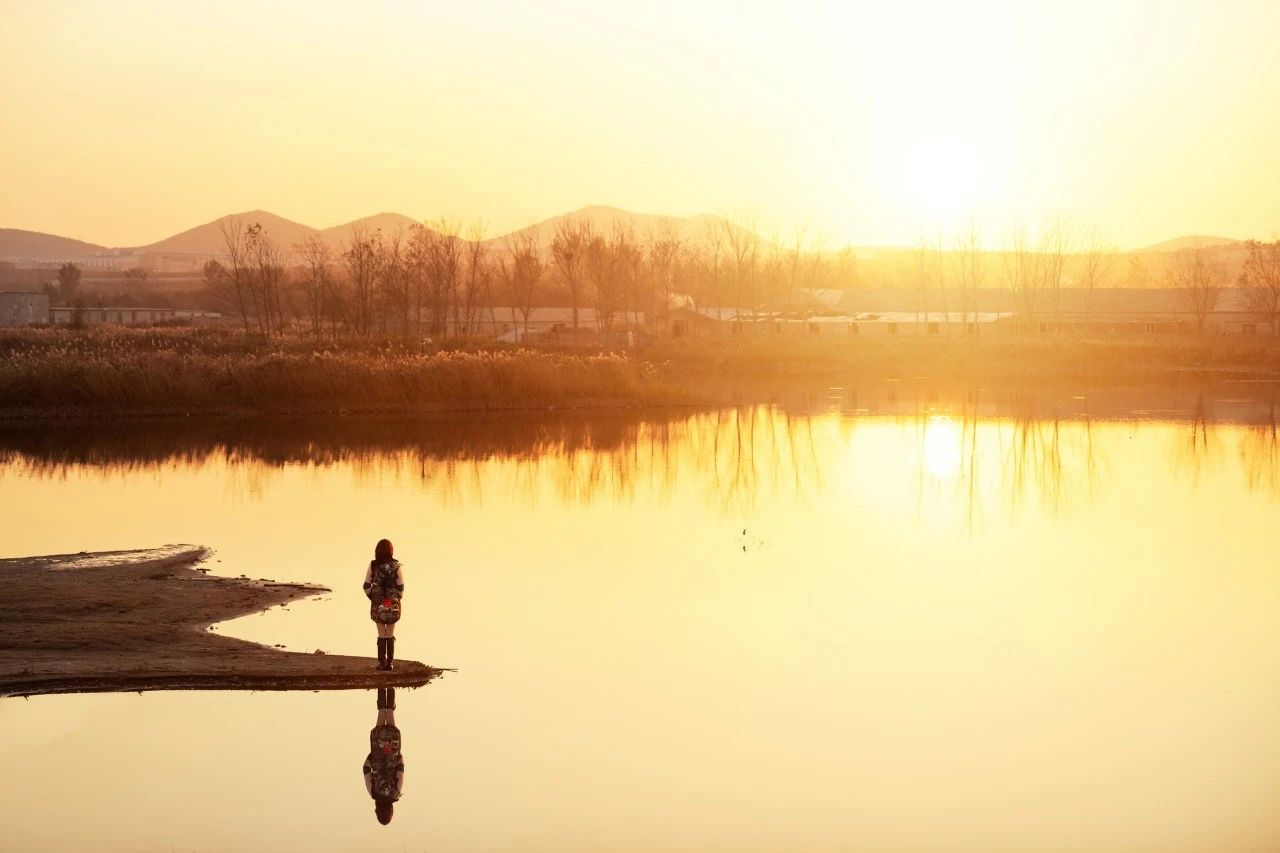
[881,135,1010,226]
[833,3,1018,232]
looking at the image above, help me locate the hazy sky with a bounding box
[3,0,1278,249]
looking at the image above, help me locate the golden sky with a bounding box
[2,0,1278,249]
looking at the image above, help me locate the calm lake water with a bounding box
[2,385,1279,851]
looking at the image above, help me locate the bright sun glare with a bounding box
[839,4,1018,232]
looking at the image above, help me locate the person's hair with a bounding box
[375,799,394,825]
[374,539,393,563]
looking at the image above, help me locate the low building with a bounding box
[0,263,53,289]
[455,308,647,340]
[819,312,1013,335]
[832,287,1275,336]
[0,291,50,326]
[172,309,224,323]
[48,307,222,326]
[50,306,175,326]
[671,306,1013,336]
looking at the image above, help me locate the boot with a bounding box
[376,687,387,710]
[385,687,396,710]
[376,638,387,669]
[385,637,395,671]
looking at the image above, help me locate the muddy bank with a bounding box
[0,546,442,698]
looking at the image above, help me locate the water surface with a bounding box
[2,386,1279,851]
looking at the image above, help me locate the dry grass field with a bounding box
[2,326,1278,416]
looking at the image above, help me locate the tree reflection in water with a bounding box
[1238,401,1280,496]
[1170,394,1222,490]
[1,387,1277,524]
[902,392,1106,539]
[1168,393,1280,499]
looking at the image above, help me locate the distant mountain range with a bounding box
[0,207,1258,261]
[0,211,422,260]
[3,207,720,260]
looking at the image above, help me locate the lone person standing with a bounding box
[364,538,404,670]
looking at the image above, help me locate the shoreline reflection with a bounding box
[0,386,1276,527]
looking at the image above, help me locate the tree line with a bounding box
[45,219,1280,338]
[198,214,856,339]
[881,225,1280,334]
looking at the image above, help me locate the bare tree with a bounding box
[1038,219,1070,322]
[614,220,644,330]
[1078,227,1116,331]
[463,220,493,337]
[912,233,938,325]
[1003,225,1041,329]
[343,226,379,336]
[501,230,543,337]
[406,224,433,337]
[551,217,591,331]
[405,221,463,339]
[721,212,760,322]
[824,245,858,291]
[785,221,811,308]
[645,220,682,333]
[218,217,253,332]
[438,220,466,337]
[375,229,410,338]
[585,226,623,332]
[1125,255,1149,289]
[1168,244,1227,333]
[760,229,787,314]
[1239,239,1280,335]
[245,223,285,336]
[296,234,333,337]
[935,238,951,328]
[953,223,985,327]
[698,219,727,320]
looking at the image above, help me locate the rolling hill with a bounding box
[135,210,322,254]
[483,205,776,252]
[3,207,764,260]
[1137,235,1240,254]
[2,208,1261,264]
[134,211,424,254]
[0,229,108,259]
[319,213,420,243]
[485,205,692,245]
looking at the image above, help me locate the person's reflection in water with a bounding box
[363,687,405,826]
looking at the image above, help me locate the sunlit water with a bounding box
[2,387,1279,852]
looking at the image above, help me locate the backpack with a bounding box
[369,560,401,624]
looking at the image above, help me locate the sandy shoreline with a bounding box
[0,545,442,698]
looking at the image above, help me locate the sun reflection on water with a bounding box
[922,416,962,480]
